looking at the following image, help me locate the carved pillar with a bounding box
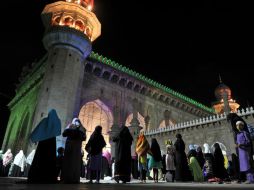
[109,103,121,158]
[164,110,171,127]
[129,98,142,156]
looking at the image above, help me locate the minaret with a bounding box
[31,0,101,148]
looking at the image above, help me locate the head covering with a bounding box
[102,150,111,165]
[3,149,13,166]
[236,120,244,126]
[30,109,61,143]
[176,133,182,139]
[189,144,195,150]
[136,134,150,156]
[203,143,211,154]
[26,149,36,165]
[187,149,197,159]
[13,150,26,172]
[72,118,81,126]
[227,113,250,136]
[196,146,202,152]
[150,138,162,161]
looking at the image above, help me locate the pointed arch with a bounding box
[3,117,16,150]
[14,112,30,153]
[125,112,146,132]
[78,99,113,159]
[159,119,175,129]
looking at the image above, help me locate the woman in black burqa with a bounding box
[61,118,86,183]
[174,133,192,182]
[113,125,133,183]
[85,125,106,183]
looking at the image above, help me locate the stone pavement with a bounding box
[0,177,254,190]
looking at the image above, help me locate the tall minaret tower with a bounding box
[31,0,101,147]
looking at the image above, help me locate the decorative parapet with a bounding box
[89,52,214,113]
[144,107,254,136]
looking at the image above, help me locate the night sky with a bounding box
[0,1,253,146]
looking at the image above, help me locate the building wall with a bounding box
[145,108,254,158]
[2,81,42,154]
[78,73,201,130]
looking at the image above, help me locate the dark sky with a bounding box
[0,1,253,146]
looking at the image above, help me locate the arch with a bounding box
[52,15,61,25]
[102,71,111,80]
[63,16,74,27]
[84,63,93,72]
[119,78,127,86]
[84,26,92,38]
[15,112,30,153]
[126,81,133,89]
[93,67,102,76]
[159,119,175,129]
[79,99,113,160]
[125,112,146,132]
[111,75,119,83]
[133,84,140,92]
[75,19,85,31]
[3,117,16,150]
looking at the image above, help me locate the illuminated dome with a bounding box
[214,83,232,100]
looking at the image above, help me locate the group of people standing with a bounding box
[0,110,253,184]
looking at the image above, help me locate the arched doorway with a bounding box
[159,120,175,129]
[3,118,16,151]
[125,112,146,132]
[79,99,113,161]
[15,113,30,154]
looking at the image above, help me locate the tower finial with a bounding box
[219,74,222,83]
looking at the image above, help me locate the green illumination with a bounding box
[89,51,214,113]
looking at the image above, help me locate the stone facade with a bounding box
[2,1,238,159]
[145,107,254,157]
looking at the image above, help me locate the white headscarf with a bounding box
[72,118,81,126]
[26,149,36,165]
[203,143,211,154]
[3,149,13,166]
[189,144,195,150]
[13,150,26,172]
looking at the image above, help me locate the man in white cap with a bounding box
[235,120,254,183]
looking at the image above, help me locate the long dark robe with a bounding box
[196,150,205,169]
[113,126,133,182]
[174,138,192,181]
[213,145,228,180]
[61,127,86,183]
[27,109,61,184]
[28,137,57,183]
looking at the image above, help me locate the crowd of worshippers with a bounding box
[0,111,253,184]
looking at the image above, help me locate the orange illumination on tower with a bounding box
[41,0,101,42]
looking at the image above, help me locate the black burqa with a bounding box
[61,118,86,183]
[174,134,192,182]
[196,146,205,169]
[113,126,133,183]
[213,143,228,180]
[27,109,61,184]
[150,138,162,162]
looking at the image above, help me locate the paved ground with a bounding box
[1,177,254,190]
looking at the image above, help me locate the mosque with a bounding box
[2,0,248,159]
